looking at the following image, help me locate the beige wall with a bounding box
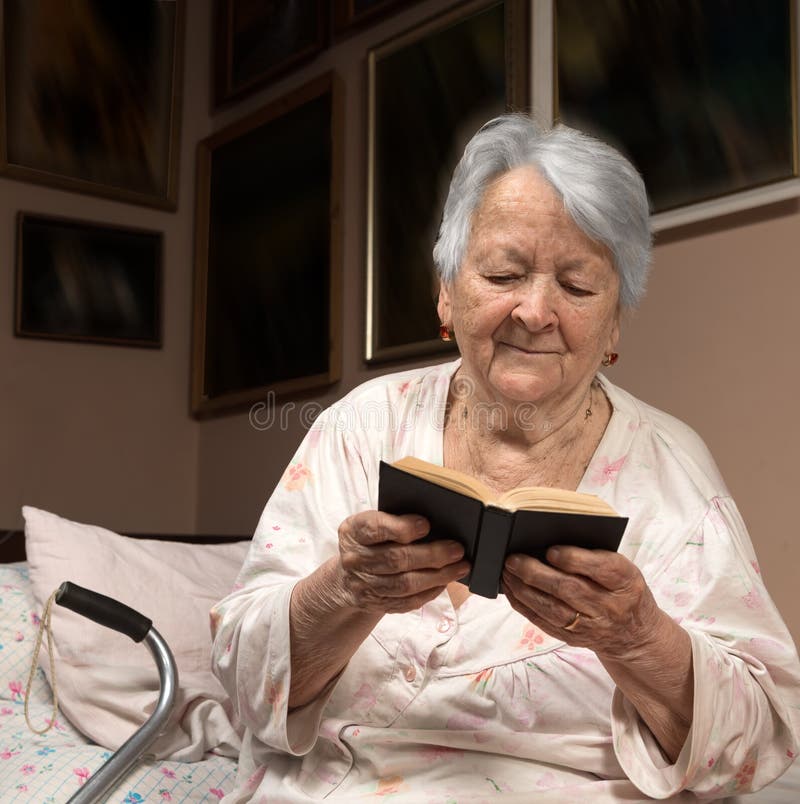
[615,201,800,641]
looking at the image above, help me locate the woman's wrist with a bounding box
[597,608,694,761]
[291,557,379,630]
[288,559,383,708]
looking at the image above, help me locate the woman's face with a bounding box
[438,166,620,410]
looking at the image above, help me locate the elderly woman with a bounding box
[211,116,800,802]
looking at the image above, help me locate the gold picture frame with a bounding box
[332,0,424,36]
[554,0,798,222]
[1,0,184,209]
[365,0,529,364]
[213,0,327,108]
[191,73,343,418]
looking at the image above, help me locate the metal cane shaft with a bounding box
[66,628,178,804]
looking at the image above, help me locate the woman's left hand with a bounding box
[502,546,665,661]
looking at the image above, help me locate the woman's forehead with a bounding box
[479,166,562,215]
[469,174,609,263]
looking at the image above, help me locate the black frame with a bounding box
[192,73,344,417]
[365,0,529,363]
[15,213,163,348]
[213,0,327,107]
[555,0,798,214]
[1,0,184,209]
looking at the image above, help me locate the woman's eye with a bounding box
[486,274,519,284]
[561,282,592,296]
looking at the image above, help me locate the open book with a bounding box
[378,456,628,598]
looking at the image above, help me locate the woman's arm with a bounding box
[288,559,381,708]
[595,610,693,762]
[502,547,692,761]
[289,512,468,708]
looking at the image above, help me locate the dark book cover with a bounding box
[378,461,628,598]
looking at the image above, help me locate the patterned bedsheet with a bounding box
[0,563,237,803]
[4,562,799,802]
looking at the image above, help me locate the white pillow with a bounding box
[23,506,250,761]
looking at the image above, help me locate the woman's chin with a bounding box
[489,378,556,406]
[484,366,561,405]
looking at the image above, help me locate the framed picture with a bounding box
[555,0,798,224]
[213,0,326,107]
[1,0,184,209]
[15,213,162,348]
[332,0,423,36]
[192,73,343,417]
[365,0,529,363]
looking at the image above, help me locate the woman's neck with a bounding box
[443,373,611,494]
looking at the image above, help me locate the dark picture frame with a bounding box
[555,0,798,216]
[332,0,424,36]
[192,72,343,418]
[213,0,327,108]
[1,0,185,209]
[15,213,162,348]
[365,0,529,364]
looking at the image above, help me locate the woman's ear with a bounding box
[608,316,620,354]
[437,282,452,327]
[604,301,622,355]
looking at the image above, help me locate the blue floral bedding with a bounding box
[0,563,237,802]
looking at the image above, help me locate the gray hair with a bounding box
[432,115,652,308]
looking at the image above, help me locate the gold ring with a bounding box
[563,611,582,631]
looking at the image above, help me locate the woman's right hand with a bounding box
[333,510,469,614]
[287,511,468,707]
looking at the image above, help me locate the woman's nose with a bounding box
[510,280,558,331]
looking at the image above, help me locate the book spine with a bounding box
[468,506,513,598]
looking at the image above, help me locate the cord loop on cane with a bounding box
[24,588,59,735]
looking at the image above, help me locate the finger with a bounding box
[350,539,465,575]
[340,511,429,547]
[504,554,604,617]
[502,577,582,642]
[546,546,638,592]
[502,569,580,631]
[366,562,471,599]
[545,547,658,638]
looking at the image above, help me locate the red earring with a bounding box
[439,323,453,342]
[601,352,619,367]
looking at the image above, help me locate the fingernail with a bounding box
[415,517,429,535]
[548,547,561,562]
[506,556,521,571]
[448,543,464,559]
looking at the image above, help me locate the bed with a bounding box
[0,507,250,803]
[2,507,799,803]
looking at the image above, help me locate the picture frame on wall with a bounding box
[555,0,797,219]
[365,0,529,364]
[332,0,423,36]
[213,0,327,107]
[192,72,343,418]
[15,213,162,348]
[1,0,185,209]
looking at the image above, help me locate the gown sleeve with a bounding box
[210,409,373,755]
[613,495,800,798]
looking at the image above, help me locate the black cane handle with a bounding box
[55,582,152,643]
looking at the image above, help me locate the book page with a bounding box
[392,456,494,503]
[498,486,618,516]
[392,457,618,517]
